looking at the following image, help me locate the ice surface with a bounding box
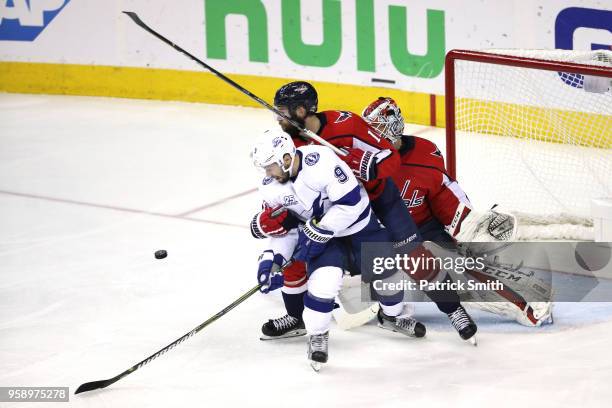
[1,94,611,408]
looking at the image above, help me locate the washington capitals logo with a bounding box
[400,180,424,208]
[272,137,283,147]
[334,111,352,123]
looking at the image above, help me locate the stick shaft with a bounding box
[120,284,261,377]
[75,284,261,393]
[122,11,345,156]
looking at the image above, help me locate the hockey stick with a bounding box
[75,283,261,394]
[333,300,380,330]
[122,11,345,156]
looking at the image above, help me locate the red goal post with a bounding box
[443,49,611,240]
[445,49,612,179]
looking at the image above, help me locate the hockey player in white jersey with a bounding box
[251,129,425,370]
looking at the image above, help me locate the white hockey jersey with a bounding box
[258,145,372,260]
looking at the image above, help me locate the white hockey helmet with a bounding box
[251,129,297,175]
[362,97,405,144]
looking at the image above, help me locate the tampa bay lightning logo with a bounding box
[334,166,348,183]
[272,137,283,147]
[305,152,320,166]
[262,176,273,185]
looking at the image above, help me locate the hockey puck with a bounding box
[154,250,167,259]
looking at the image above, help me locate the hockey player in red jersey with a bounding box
[251,82,478,342]
[361,97,552,326]
[274,88,399,201]
[362,96,472,245]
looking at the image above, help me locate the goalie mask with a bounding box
[251,129,297,180]
[362,97,405,144]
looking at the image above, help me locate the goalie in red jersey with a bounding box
[361,96,488,245]
[361,97,553,327]
[251,82,479,343]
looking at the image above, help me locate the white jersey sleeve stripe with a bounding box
[346,205,372,229]
[442,174,471,206]
[331,185,362,206]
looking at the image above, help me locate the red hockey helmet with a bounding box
[362,97,404,143]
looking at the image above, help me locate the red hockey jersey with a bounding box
[292,111,400,200]
[392,136,470,227]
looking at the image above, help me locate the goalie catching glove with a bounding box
[257,250,286,293]
[448,203,517,242]
[251,206,300,239]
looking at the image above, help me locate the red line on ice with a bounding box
[175,188,257,217]
[0,189,247,229]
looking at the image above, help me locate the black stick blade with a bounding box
[122,11,141,24]
[75,379,115,394]
[122,12,151,32]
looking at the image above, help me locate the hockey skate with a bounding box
[377,309,426,338]
[307,331,329,372]
[447,306,478,346]
[260,315,306,341]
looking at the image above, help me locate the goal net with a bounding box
[445,49,612,240]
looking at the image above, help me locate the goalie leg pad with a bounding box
[460,260,553,326]
[468,301,553,327]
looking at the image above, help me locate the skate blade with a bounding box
[377,323,421,338]
[310,361,322,372]
[260,329,307,341]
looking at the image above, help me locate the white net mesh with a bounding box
[452,49,612,239]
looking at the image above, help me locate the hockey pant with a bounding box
[303,215,405,334]
[371,178,461,314]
